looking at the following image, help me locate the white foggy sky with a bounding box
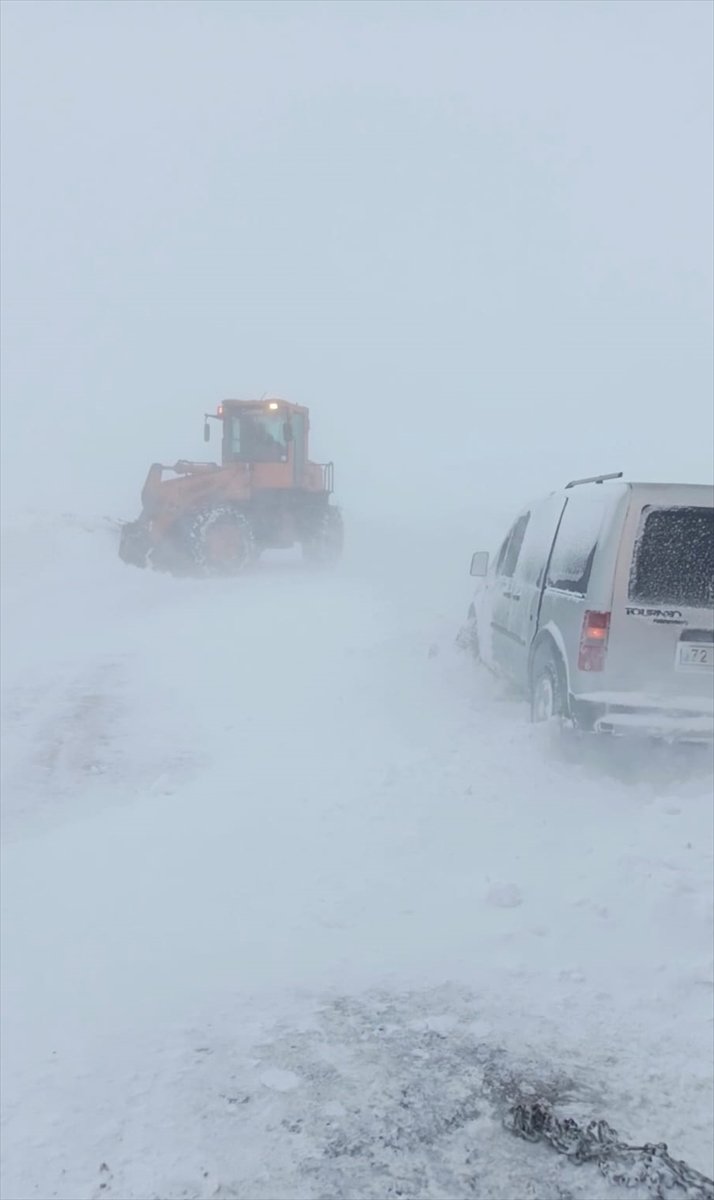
[1,0,712,527]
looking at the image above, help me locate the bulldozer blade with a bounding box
[118,520,152,569]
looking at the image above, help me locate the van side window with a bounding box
[517,495,568,585]
[495,531,513,575]
[546,495,605,595]
[500,513,530,578]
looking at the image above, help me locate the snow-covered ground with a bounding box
[1,513,712,1200]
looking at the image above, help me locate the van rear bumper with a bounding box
[570,692,714,742]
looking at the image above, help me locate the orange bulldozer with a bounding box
[119,398,343,575]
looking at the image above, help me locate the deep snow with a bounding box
[1,513,712,1200]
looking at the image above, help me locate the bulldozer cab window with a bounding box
[230,413,288,463]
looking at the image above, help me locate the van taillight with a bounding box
[578,610,610,672]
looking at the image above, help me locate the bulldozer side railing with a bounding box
[320,462,335,494]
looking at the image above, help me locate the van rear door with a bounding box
[606,494,714,703]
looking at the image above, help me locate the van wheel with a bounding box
[530,646,567,723]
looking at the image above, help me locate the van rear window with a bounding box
[629,506,714,608]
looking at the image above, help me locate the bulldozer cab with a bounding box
[204,399,311,487]
[228,409,290,464]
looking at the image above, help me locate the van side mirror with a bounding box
[470,551,489,577]
[204,422,211,443]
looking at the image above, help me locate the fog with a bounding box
[2,7,714,1199]
[2,0,712,537]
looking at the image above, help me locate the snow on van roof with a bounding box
[624,481,714,493]
[562,479,712,494]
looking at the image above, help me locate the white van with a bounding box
[465,473,714,740]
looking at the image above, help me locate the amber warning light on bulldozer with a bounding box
[268,401,279,410]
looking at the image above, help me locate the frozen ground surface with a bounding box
[1,512,712,1200]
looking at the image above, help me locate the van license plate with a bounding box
[677,643,713,670]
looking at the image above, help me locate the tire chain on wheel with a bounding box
[506,1097,714,1200]
[189,506,254,572]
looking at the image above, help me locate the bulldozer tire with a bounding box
[302,505,344,568]
[186,506,255,575]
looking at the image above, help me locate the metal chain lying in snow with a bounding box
[506,1098,714,1200]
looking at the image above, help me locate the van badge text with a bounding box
[626,607,683,620]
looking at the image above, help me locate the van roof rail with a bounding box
[566,471,624,489]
